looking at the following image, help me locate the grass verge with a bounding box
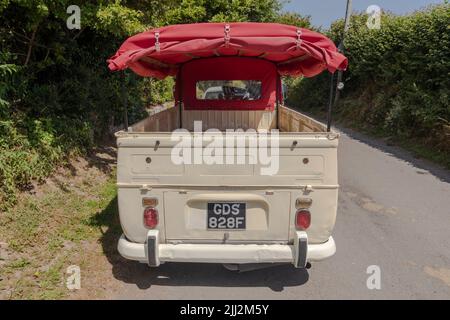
[0,148,121,299]
[340,118,450,170]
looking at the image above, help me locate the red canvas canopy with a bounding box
[108,22,347,79]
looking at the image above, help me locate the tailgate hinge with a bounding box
[140,184,152,192]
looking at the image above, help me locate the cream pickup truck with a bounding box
[108,22,347,269]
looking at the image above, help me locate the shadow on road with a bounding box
[114,262,309,292]
[90,196,309,293]
[337,126,450,184]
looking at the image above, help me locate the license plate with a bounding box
[207,202,246,230]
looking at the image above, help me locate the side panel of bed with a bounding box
[278,106,325,132]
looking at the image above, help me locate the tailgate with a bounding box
[163,191,290,241]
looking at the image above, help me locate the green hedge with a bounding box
[288,3,450,162]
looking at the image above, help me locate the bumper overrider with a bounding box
[118,231,336,268]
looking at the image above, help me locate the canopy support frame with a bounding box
[178,69,183,129]
[327,0,352,132]
[326,72,334,132]
[276,75,281,130]
[121,72,129,132]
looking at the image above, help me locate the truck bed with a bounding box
[127,105,327,133]
[115,106,339,246]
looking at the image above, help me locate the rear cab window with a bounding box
[196,80,262,101]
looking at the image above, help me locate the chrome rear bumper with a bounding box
[118,230,336,268]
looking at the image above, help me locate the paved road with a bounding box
[114,128,450,299]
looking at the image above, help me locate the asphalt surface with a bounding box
[114,128,450,299]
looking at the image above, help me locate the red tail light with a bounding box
[295,209,311,230]
[143,207,158,229]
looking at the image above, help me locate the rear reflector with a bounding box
[143,207,158,229]
[295,209,311,230]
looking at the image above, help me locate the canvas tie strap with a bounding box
[154,31,160,52]
[296,29,302,48]
[224,24,231,47]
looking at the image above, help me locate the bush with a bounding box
[289,3,450,158]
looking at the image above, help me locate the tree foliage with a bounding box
[0,0,311,209]
[288,3,450,156]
